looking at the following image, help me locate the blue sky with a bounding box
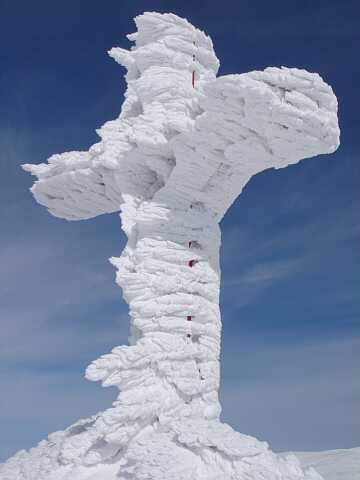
[0,0,359,462]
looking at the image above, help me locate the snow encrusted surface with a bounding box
[291,448,360,480]
[2,11,340,480]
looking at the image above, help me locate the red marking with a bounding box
[188,259,196,268]
[187,316,192,321]
[192,41,196,88]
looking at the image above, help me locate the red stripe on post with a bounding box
[187,316,192,321]
[192,70,195,88]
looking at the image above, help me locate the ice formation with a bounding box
[1,12,339,480]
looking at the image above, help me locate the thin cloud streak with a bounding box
[220,335,360,451]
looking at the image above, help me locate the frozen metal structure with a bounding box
[1,12,339,480]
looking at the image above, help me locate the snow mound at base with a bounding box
[1,415,322,480]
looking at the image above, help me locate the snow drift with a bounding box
[292,448,360,480]
[1,12,339,480]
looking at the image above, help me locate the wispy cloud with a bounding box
[238,258,302,285]
[0,230,128,358]
[223,257,304,307]
[220,335,360,452]
[221,167,359,308]
[0,228,127,460]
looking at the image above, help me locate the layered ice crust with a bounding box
[159,67,339,219]
[22,12,219,220]
[22,13,338,222]
[2,11,340,480]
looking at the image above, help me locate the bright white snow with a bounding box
[1,11,340,480]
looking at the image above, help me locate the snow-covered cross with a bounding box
[16,12,339,480]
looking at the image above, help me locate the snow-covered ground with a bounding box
[291,448,360,480]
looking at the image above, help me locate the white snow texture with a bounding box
[2,12,340,480]
[292,448,360,480]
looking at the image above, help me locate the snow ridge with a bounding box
[292,448,360,480]
[2,12,339,480]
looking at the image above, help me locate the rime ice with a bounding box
[2,12,339,480]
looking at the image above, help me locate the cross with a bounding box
[22,11,339,479]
